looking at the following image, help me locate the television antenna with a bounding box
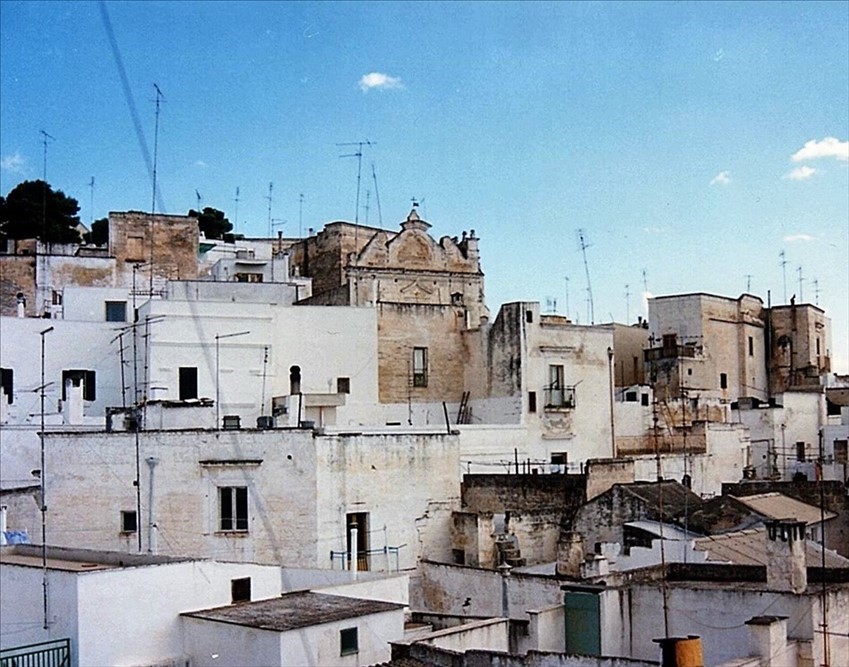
[88,177,95,227]
[337,140,375,223]
[371,163,383,229]
[625,284,631,324]
[780,250,788,303]
[298,193,304,237]
[577,229,594,324]
[234,187,240,233]
[39,130,55,242]
[266,182,274,238]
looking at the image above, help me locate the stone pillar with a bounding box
[556,531,584,577]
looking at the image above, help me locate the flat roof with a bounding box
[182,591,404,632]
[732,492,836,525]
[0,544,193,571]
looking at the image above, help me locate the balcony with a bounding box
[544,385,576,410]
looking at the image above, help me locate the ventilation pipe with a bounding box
[349,524,358,581]
[16,293,25,318]
[63,376,84,425]
[146,457,159,554]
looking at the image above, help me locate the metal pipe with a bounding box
[39,325,54,629]
[146,457,158,554]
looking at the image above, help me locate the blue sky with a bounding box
[2,1,848,371]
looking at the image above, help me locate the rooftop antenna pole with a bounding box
[234,187,240,234]
[642,268,649,318]
[195,190,202,211]
[371,163,383,229]
[364,189,371,226]
[298,193,304,237]
[337,140,375,224]
[564,276,571,321]
[577,229,594,324]
[625,283,631,324]
[266,182,273,238]
[39,325,54,629]
[88,176,95,227]
[797,265,804,303]
[149,83,164,298]
[746,274,753,293]
[260,346,269,417]
[39,130,55,243]
[813,278,820,306]
[780,250,787,303]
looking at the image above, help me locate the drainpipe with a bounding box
[0,505,7,545]
[146,457,158,554]
[350,524,359,581]
[607,347,616,457]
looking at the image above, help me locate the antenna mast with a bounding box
[150,83,164,298]
[780,250,788,303]
[337,140,375,224]
[234,187,240,234]
[39,130,55,243]
[298,193,304,237]
[577,229,594,324]
[88,177,95,227]
[371,163,383,229]
[266,182,274,238]
[746,274,753,293]
[625,284,631,324]
[813,278,820,306]
[564,276,571,321]
[642,268,649,318]
[797,265,804,303]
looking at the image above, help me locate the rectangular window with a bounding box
[337,377,351,394]
[720,373,728,390]
[127,236,144,261]
[525,310,533,323]
[235,272,263,283]
[231,577,252,603]
[412,347,428,387]
[62,369,96,401]
[528,391,537,413]
[834,440,848,464]
[121,510,137,533]
[625,391,637,402]
[1,368,12,404]
[545,365,575,408]
[105,300,127,322]
[51,290,63,306]
[641,393,650,406]
[179,367,198,400]
[219,486,248,531]
[796,442,806,462]
[340,627,358,656]
[748,336,754,356]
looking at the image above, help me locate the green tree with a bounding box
[85,217,109,246]
[189,207,232,240]
[0,180,82,244]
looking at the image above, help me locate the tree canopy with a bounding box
[85,217,109,246]
[189,207,232,240]
[0,180,82,244]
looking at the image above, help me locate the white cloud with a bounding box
[709,171,731,186]
[712,48,725,62]
[783,233,815,243]
[791,136,848,162]
[783,166,818,181]
[642,226,666,234]
[359,72,403,92]
[194,160,208,168]
[1,151,25,174]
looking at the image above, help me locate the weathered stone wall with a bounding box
[462,474,587,514]
[0,254,36,316]
[768,303,832,393]
[378,302,470,404]
[108,212,198,285]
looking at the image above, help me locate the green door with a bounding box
[564,591,601,655]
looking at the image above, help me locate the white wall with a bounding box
[182,616,281,667]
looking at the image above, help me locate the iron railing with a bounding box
[0,638,70,667]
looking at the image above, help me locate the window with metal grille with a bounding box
[412,347,428,387]
[219,486,248,531]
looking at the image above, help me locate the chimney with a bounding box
[745,616,791,666]
[653,636,704,667]
[556,531,584,577]
[63,376,85,425]
[765,520,807,594]
[581,553,610,579]
[16,292,26,318]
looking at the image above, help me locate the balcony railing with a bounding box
[1,638,70,667]
[544,385,576,410]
